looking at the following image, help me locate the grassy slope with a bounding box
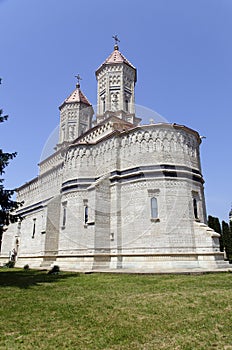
[0,270,232,350]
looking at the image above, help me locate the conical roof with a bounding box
[96,45,136,76]
[59,84,91,110]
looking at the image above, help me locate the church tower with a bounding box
[57,76,94,146]
[95,37,141,126]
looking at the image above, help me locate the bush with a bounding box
[23,264,30,270]
[48,265,60,275]
[4,261,15,268]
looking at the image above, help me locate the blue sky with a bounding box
[0,0,231,221]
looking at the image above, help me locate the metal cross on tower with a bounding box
[112,35,120,46]
[75,74,82,87]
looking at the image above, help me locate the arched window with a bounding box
[193,198,198,219]
[32,218,36,239]
[17,221,21,230]
[125,99,129,112]
[84,206,88,224]
[151,197,158,219]
[62,206,67,228]
[62,126,65,142]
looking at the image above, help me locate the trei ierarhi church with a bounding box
[0,38,230,272]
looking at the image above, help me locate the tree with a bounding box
[222,221,232,262]
[208,215,223,252]
[0,92,21,249]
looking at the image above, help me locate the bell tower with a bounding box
[57,75,94,147]
[95,36,141,126]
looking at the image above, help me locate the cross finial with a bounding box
[75,74,82,87]
[112,35,120,50]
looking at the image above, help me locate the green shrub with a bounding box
[4,261,15,268]
[48,265,60,275]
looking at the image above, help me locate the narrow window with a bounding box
[17,220,21,235]
[151,197,158,219]
[84,206,88,224]
[62,126,65,142]
[32,218,36,238]
[103,99,106,113]
[193,198,198,219]
[17,220,21,230]
[125,99,129,112]
[62,206,67,228]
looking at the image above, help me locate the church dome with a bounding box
[95,43,137,81]
[101,46,136,69]
[59,83,91,110]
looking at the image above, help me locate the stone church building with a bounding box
[0,42,228,271]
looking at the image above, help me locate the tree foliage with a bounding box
[222,220,232,262]
[0,106,21,248]
[208,215,223,251]
[208,215,232,262]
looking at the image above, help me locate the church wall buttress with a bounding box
[44,195,61,258]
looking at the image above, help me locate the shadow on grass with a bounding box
[0,269,80,289]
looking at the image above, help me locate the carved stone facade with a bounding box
[0,44,229,272]
[95,44,140,126]
[58,83,94,145]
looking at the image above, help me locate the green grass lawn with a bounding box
[0,269,232,350]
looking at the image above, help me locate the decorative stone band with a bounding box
[61,163,204,194]
[110,164,204,184]
[18,162,204,213]
[61,178,96,193]
[11,251,225,260]
[16,198,52,216]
